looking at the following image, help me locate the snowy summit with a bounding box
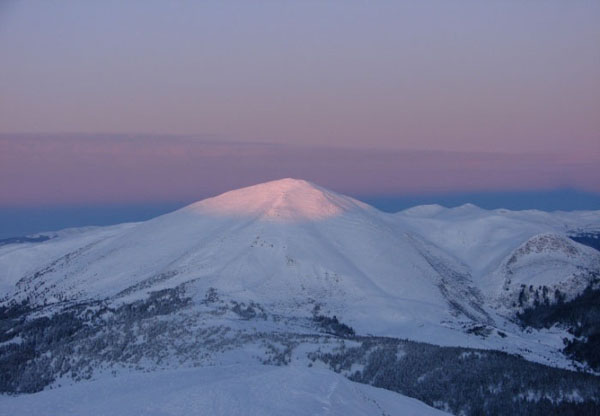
[186,178,370,222]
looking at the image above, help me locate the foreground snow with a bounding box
[0,365,448,416]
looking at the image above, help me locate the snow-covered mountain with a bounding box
[2,179,597,339]
[1,178,599,415]
[2,179,495,342]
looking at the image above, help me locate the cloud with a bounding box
[1,133,598,206]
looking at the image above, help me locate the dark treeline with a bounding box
[518,276,600,371]
[0,288,191,393]
[313,314,355,338]
[311,336,600,416]
[569,232,600,252]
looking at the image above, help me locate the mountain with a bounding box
[395,205,600,307]
[1,178,599,415]
[0,179,492,344]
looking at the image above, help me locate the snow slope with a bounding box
[395,204,600,300]
[0,179,489,343]
[0,178,598,362]
[0,365,448,416]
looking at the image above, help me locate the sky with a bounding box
[0,1,599,236]
[1,1,599,153]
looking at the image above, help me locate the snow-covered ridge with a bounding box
[492,232,600,310]
[507,233,583,266]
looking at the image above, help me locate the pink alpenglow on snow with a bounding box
[189,178,371,222]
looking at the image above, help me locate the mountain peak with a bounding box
[185,178,369,222]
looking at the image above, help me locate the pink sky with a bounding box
[0,2,598,207]
[1,1,599,156]
[1,134,598,206]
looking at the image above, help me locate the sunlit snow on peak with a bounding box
[184,178,371,222]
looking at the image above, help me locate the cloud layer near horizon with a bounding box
[1,134,598,207]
